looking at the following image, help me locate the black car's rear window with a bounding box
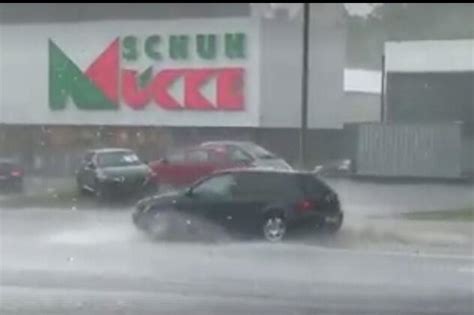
[0,161,17,172]
[298,174,332,198]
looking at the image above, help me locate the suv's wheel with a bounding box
[262,214,286,242]
[95,182,110,202]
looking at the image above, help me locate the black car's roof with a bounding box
[213,167,311,176]
[200,141,256,147]
[88,148,134,154]
[0,158,20,164]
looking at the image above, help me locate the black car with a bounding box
[0,158,24,192]
[76,148,157,200]
[133,168,343,242]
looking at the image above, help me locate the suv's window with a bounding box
[83,152,94,164]
[192,174,236,200]
[97,151,141,167]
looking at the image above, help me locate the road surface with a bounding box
[1,207,473,315]
[19,176,474,214]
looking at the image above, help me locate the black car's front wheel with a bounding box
[147,216,171,240]
[262,214,287,242]
[77,183,89,196]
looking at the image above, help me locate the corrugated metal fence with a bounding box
[347,122,463,179]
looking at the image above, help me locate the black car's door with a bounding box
[176,173,238,231]
[224,173,269,235]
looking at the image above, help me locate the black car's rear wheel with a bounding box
[13,180,24,193]
[77,184,89,196]
[262,214,287,242]
[324,212,343,234]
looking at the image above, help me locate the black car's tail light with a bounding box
[10,169,22,177]
[295,200,315,213]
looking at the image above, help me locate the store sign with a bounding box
[49,33,246,111]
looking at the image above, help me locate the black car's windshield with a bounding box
[97,152,142,167]
[240,143,277,159]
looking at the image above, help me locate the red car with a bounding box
[149,141,293,189]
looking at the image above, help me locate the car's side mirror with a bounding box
[87,161,96,169]
[314,165,323,173]
[239,157,253,164]
[185,188,194,197]
[161,158,169,165]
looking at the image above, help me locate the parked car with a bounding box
[133,168,343,242]
[0,158,24,192]
[314,158,353,177]
[149,141,293,189]
[76,148,157,200]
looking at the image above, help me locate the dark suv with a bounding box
[133,168,343,242]
[76,148,156,200]
[0,158,24,192]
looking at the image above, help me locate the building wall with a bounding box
[259,4,351,129]
[258,18,301,128]
[1,4,473,130]
[1,4,472,177]
[343,93,381,123]
[0,3,250,23]
[0,3,354,130]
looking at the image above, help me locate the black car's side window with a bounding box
[233,173,302,201]
[192,174,236,201]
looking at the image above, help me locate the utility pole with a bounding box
[298,2,310,169]
[381,54,386,122]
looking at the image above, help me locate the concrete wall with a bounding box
[259,18,302,128]
[344,93,381,123]
[0,3,250,22]
[259,4,351,129]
